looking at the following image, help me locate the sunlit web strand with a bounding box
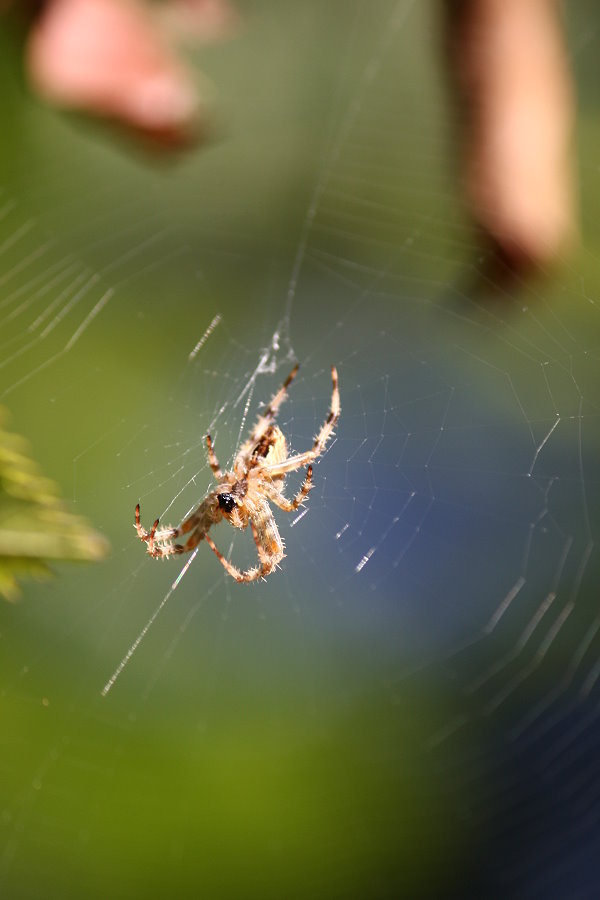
[283,0,417,323]
[101,548,199,696]
[188,314,222,361]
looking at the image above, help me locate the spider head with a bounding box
[217,492,236,513]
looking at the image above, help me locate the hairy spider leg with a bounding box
[261,465,313,511]
[162,495,221,553]
[253,498,285,561]
[203,533,263,581]
[134,503,159,548]
[205,433,222,478]
[135,503,179,557]
[201,533,273,582]
[263,363,299,422]
[244,363,299,449]
[141,517,207,557]
[201,501,284,582]
[264,366,340,477]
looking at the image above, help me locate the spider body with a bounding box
[135,365,340,582]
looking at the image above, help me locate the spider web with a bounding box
[1,1,600,896]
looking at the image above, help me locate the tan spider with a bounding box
[135,364,340,582]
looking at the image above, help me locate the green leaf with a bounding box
[0,407,110,601]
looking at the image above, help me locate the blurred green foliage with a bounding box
[0,408,109,600]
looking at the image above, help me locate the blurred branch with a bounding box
[0,406,109,601]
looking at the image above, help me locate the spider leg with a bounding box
[135,503,180,558]
[263,366,340,477]
[152,523,209,557]
[262,465,313,511]
[204,533,273,582]
[204,501,285,583]
[242,364,299,453]
[137,491,222,559]
[251,502,285,573]
[205,434,223,478]
[261,363,299,423]
[134,503,152,541]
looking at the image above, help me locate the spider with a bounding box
[135,364,340,582]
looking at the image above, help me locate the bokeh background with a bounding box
[2,1,600,896]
